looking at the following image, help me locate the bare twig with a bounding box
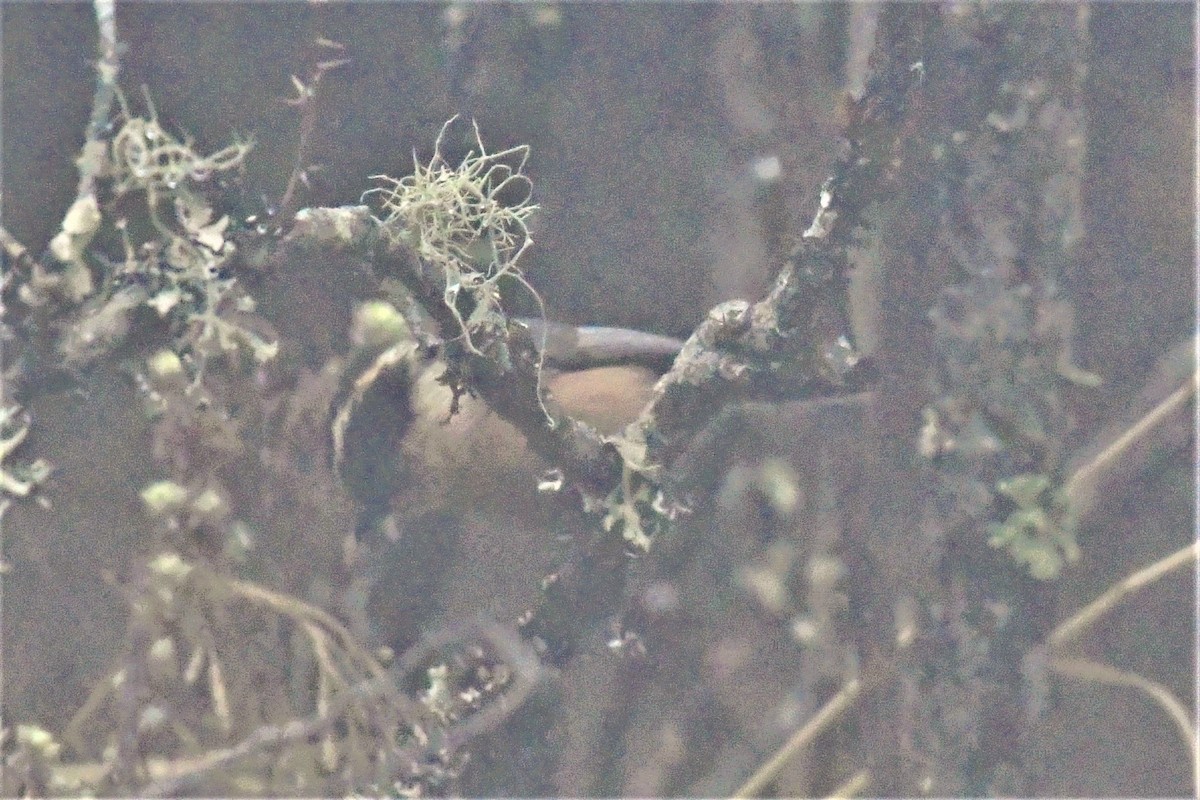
[139,616,540,797]
[631,9,930,489]
[140,672,401,798]
[1048,657,1197,794]
[1045,541,1198,795]
[732,678,864,799]
[1046,541,1198,649]
[368,10,927,514]
[111,564,156,792]
[276,40,350,227]
[227,576,387,681]
[10,0,122,306]
[82,0,121,199]
[738,485,1197,800]
[826,769,871,799]
[1064,375,1196,521]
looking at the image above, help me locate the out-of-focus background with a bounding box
[1,4,1193,796]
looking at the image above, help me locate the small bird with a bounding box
[329,303,682,655]
[330,303,682,542]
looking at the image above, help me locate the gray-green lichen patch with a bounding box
[22,87,269,392]
[986,472,1080,581]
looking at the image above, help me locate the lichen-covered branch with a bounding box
[16,0,123,306]
[623,9,931,525]
[281,10,928,554]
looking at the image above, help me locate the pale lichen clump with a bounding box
[364,117,556,430]
[363,116,541,357]
[106,90,252,199]
[103,92,273,387]
[599,427,678,553]
[27,88,272,393]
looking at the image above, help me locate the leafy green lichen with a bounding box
[987,472,1080,580]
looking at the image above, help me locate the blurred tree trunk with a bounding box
[854,6,1093,794]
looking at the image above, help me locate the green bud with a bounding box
[352,300,410,349]
[190,487,227,521]
[147,349,186,391]
[148,551,192,580]
[140,480,189,516]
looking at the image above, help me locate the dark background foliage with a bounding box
[1,4,1192,796]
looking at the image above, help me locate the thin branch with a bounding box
[1064,375,1196,519]
[81,0,121,199]
[1049,657,1197,794]
[276,41,350,227]
[731,678,864,799]
[111,564,156,792]
[138,616,540,797]
[367,10,927,514]
[140,672,400,798]
[826,769,871,799]
[632,8,930,484]
[227,576,387,681]
[1046,540,1198,649]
